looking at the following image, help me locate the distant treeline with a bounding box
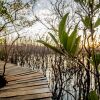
[0,44,52,64]
[0,42,100,65]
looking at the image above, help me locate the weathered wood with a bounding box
[0,80,47,90]
[6,72,43,81]
[0,93,52,100]
[0,62,16,69]
[8,77,47,85]
[0,88,50,97]
[0,62,52,100]
[0,84,49,92]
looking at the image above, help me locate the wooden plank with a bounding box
[0,93,52,100]
[6,72,43,81]
[8,77,47,85]
[0,88,50,97]
[6,70,37,76]
[0,62,16,70]
[0,84,49,93]
[0,80,48,90]
[0,66,31,75]
[0,62,52,99]
[5,67,31,75]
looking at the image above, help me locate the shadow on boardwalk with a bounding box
[0,62,52,100]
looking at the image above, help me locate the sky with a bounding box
[19,0,52,39]
[3,0,100,42]
[21,0,73,39]
[4,0,74,40]
[1,0,50,40]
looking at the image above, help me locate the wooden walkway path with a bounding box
[0,62,52,100]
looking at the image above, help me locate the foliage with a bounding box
[0,1,13,22]
[37,13,81,56]
[37,0,100,99]
[88,90,99,100]
[90,53,100,67]
[0,0,37,33]
[37,40,63,54]
[94,18,100,28]
[0,38,5,44]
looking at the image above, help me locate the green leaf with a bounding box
[37,13,81,57]
[74,0,88,5]
[67,26,72,34]
[37,40,63,54]
[88,90,99,100]
[94,4,100,11]
[67,25,78,53]
[60,31,68,50]
[48,32,58,45]
[74,0,83,3]
[96,53,100,66]
[59,13,69,43]
[94,18,100,28]
[82,16,91,28]
[0,38,5,44]
[92,53,100,67]
[98,65,100,71]
[71,36,81,55]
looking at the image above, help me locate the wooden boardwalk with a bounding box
[0,62,52,100]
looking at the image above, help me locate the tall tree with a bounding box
[0,0,37,88]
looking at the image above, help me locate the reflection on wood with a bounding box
[0,62,52,100]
